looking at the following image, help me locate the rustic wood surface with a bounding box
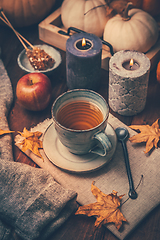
[1,2,160,240]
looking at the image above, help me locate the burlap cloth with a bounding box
[0,59,77,240]
[15,114,160,240]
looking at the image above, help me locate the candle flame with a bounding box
[82,38,86,47]
[130,59,134,67]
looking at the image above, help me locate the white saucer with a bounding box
[43,123,117,173]
[17,44,62,75]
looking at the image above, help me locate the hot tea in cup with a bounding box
[52,89,112,156]
[56,100,104,130]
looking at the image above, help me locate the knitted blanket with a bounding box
[0,58,77,240]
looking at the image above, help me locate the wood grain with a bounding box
[0,2,160,239]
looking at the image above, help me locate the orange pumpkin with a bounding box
[0,0,56,27]
[126,0,160,16]
[157,61,160,83]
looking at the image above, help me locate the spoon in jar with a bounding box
[115,127,138,199]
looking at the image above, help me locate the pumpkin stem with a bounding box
[121,2,133,20]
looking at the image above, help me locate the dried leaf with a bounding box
[105,0,133,17]
[75,181,127,230]
[0,117,14,135]
[0,129,14,136]
[129,119,160,153]
[18,127,43,160]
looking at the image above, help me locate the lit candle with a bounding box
[66,32,102,90]
[75,38,92,50]
[109,50,151,116]
[122,58,140,70]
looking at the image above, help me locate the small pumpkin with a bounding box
[157,61,160,83]
[126,0,160,17]
[103,3,159,53]
[0,0,56,28]
[61,0,108,37]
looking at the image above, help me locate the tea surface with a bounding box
[57,100,104,130]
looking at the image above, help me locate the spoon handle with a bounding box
[121,141,137,199]
[121,141,134,188]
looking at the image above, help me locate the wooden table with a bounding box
[1,6,160,240]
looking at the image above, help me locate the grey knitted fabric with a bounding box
[0,58,77,240]
[0,58,14,162]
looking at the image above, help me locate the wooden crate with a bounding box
[39,7,160,71]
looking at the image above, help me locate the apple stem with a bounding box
[30,79,33,85]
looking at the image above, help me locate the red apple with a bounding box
[16,72,52,111]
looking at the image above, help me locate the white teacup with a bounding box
[52,89,112,156]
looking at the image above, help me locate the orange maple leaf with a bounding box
[0,118,14,135]
[75,181,127,230]
[129,119,160,153]
[0,129,14,136]
[18,127,43,160]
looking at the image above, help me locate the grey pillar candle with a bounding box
[109,50,151,116]
[66,33,102,90]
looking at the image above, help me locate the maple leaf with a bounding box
[129,119,160,153]
[0,129,14,136]
[75,181,127,230]
[18,127,43,160]
[0,117,14,135]
[105,0,133,18]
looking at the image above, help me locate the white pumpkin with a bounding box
[103,7,159,53]
[61,0,108,37]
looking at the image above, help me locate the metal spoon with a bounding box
[115,127,138,199]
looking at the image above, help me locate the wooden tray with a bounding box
[39,7,160,71]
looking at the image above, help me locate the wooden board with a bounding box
[39,7,160,71]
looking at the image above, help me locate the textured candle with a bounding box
[66,33,102,90]
[109,50,151,116]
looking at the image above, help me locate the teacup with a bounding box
[51,89,112,156]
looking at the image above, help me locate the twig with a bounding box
[84,4,107,15]
[121,175,144,205]
[0,10,34,50]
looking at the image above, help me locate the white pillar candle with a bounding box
[109,50,151,116]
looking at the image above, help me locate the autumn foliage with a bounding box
[129,119,160,153]
[18,127,43,160]
[75,181,127,230]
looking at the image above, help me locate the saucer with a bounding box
[17,44,62,75]
[43,123,117,173]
